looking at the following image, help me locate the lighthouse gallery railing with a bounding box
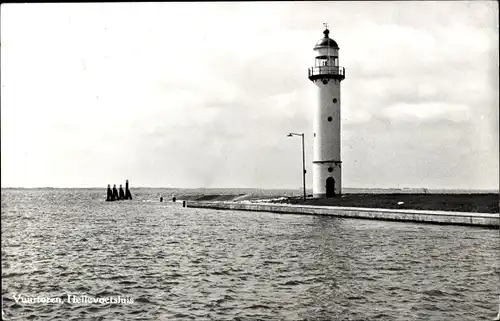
[308,66,345,79]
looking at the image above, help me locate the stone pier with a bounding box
[185,201,499,228]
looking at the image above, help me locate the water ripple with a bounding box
[1,189,499,320]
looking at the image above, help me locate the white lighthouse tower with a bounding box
[308,25,345,198]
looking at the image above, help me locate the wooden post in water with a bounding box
[125,179,133,200]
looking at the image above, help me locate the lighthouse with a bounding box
[308,25,345,198]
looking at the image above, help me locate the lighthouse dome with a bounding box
[314,29,339,49]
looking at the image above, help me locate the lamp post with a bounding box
[287,132,306,201]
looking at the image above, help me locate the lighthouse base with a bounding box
[313,193,341,199]
[312,162,342,199]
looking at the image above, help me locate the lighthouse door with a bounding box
[326,177,335,197]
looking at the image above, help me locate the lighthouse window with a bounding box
[327,116,333,122]
[333,98,338,103]
[328,167,333,172]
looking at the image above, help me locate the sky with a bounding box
[1,2,499,189]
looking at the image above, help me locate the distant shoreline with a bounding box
[1,187,499,194]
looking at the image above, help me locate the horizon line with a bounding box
[1,186,498,192]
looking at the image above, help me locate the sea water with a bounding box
[1,188,499,320]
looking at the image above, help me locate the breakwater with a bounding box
[186,201,499,228]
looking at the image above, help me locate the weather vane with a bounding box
[323,22,329,30]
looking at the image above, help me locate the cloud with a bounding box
[380,102,471,123]
[1,2,498,189]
